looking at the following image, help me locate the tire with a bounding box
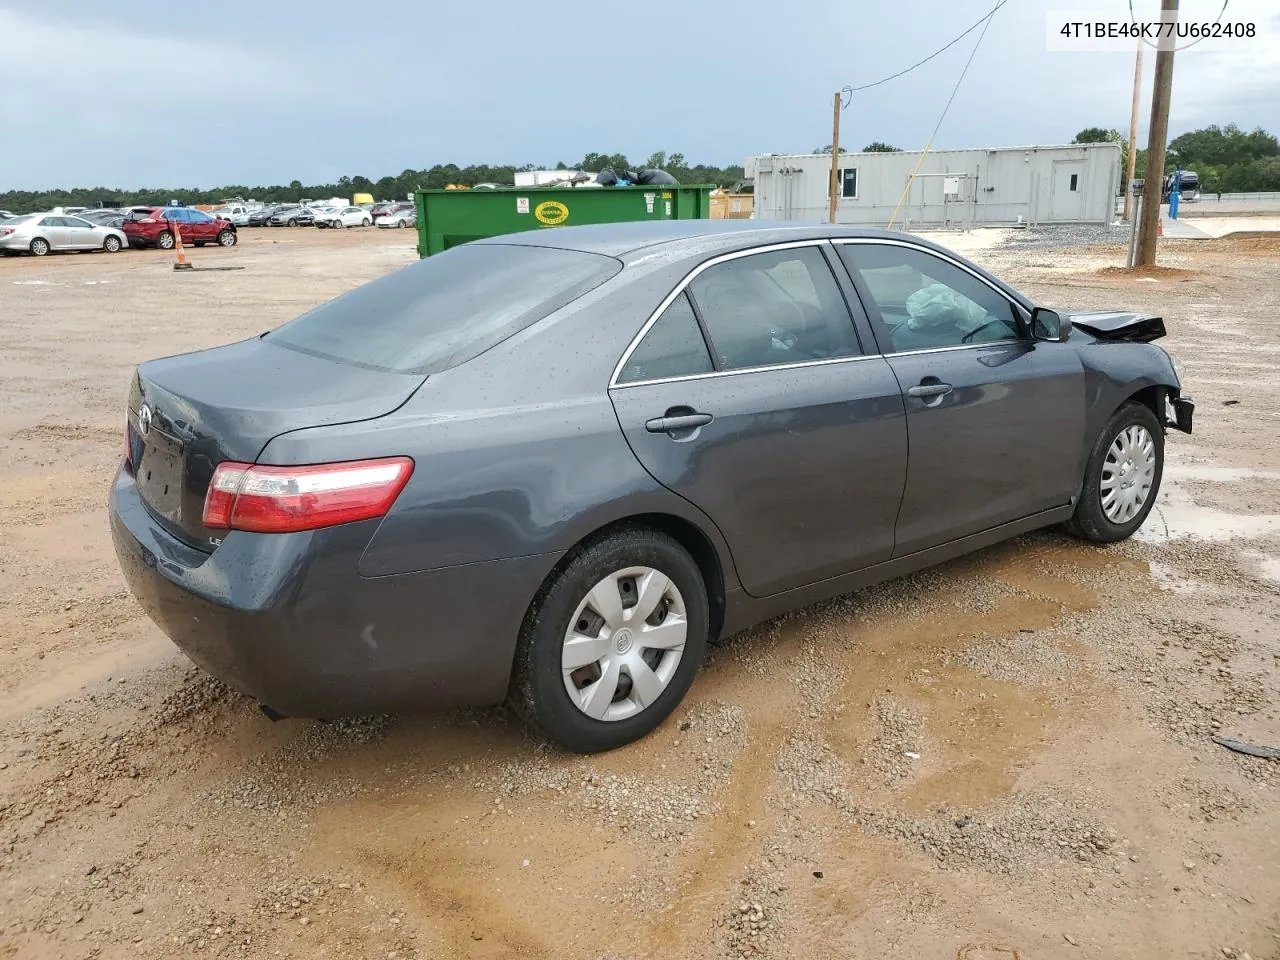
[217,230,237,247]
[287,218,297,227]
[30,237,50,256]
[509,528,708,753]
[1064,401,1164,543]
[102,235,122,253]
[362,218,371,227]
[333,219,344,229]
[396,219,406,228]
[157,230,175,250]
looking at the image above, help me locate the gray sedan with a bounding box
[0,213,127,256]
[109,221,1193,752]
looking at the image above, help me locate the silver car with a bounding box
[376,207,417,228]
[0,213,128,256]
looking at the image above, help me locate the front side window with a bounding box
[188,210,213,223]
[617,292,712,384]
[269,243,620,374]
[837,243,1021,353]
[688,246,859,371]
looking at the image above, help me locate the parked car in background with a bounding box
[0,210,16,220]
[1,213,127,256]
[315,206,373,229]
[108,221,1192,752]
[61,206,88,216]
[248,205,288,227]
[372,201,414,224]
[123,207,237,250]
[210,205,253,227]
[268,206,316,227]
[82,209,127,230]
[376,207,417,229]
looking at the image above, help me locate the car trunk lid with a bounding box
[127,337,425,550]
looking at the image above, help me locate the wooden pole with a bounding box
[1123,39,1144,222]
[1135,0,1177,267]
[828,92,841,224]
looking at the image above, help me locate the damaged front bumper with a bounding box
[1166,394,1194,433]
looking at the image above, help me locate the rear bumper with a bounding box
[109,467,557,717]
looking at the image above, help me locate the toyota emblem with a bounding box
[138,404,152,437]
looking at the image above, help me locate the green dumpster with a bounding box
[413,184,714,258]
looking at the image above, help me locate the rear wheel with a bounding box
[217,230,237,247]
[102,235,122,253]
[362,217,371,227]
[29,237,50,256]
[156,230,175,250]
[1065,401,1164,543]
[509,529,708,753]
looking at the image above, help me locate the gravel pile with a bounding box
[1160,776,1255,824]
[955,629,1071,687]
[865,698,925,785]
[997,223,1131,251]
[775,734,1121,875]
[483,700,748,844]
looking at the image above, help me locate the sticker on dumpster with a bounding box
[644,193,655,213]
[534,200,569,226]
[664,200,672,216]
[517,197,530,214]
[661,192,673,199]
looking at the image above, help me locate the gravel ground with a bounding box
[1,229,1278,960]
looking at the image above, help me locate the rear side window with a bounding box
[617,292,713,384]
[268,243,621,374]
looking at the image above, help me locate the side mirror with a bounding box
[1031,307,1071,342]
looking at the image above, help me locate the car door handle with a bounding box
[645,412,713,433]
[907,383,953,399]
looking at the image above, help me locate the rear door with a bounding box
[40,216,74,249]
[609,241,908,598]
[835,240,1085,556]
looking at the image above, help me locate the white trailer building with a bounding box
[747,143,1121,228]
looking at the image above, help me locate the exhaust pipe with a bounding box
[259,704,288,722]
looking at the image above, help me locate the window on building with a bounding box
[842,169,858,198]
[1069,174,1079,191]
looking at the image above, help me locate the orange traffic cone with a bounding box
[170,215,193,271]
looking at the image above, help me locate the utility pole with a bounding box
[1135,0,1177,266]
[828,92,841,224]
[1123,39,1144,222]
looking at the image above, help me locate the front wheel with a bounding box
[333,219,344,229]
[102,235,122,253]
[287,218,297,227]
[217,230,237,247]
[509,529,708,753]
[1064,401,1164,543]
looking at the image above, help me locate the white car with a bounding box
[0,213,127,256]
[315,206,372,229]
[375,207,417,229]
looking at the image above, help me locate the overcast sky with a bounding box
[1,0,1277,190]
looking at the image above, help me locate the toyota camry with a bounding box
[110,220,1193,753]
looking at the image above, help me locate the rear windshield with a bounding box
[267,243,621,374]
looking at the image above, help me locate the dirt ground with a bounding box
[1,227,1277,960]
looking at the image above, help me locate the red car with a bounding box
[123,207,238,250]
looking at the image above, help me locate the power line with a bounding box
[846,0,1011,96]
[887,3,1001,227]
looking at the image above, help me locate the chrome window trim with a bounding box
[609,239,857,388]
[611,352,881,390]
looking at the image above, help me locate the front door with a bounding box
[835,240,1085,557]
[609,242,908,597]
[1050,160,1087,221]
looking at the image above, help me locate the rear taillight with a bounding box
[1,227,14,236]
[201,457,413,534]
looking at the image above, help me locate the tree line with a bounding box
[1073,123,1280,193]
[0,152,747,214]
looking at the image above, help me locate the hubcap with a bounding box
[561,567,687,722]
[1100,423,1156,524]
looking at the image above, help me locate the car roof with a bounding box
[473,219,936,259]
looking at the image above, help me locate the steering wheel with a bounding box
[960,319,1004,344]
